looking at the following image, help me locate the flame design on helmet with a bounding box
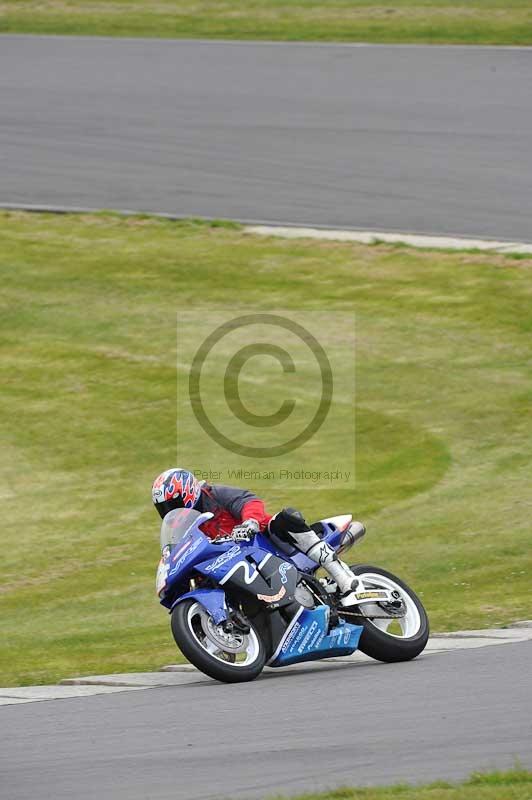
[152,468,200,509]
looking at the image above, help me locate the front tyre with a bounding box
[347,564,429,662]
[171,600,266,683]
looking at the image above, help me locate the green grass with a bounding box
[1,1,532,46]
[1,210,531,687]
[269,768,532,799]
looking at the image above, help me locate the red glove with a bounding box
[240,500,271,530]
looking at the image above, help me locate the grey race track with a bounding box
[1,642,532,800]
[1,36,532,241]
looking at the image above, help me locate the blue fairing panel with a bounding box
[170,588,228,624]
[194,542,273,583]
[165,531,223,587]
[269,606,363,667]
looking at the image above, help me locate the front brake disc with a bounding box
[202,615,247,653]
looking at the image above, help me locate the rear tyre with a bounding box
[171,599,266,683]
[347,564,429,662]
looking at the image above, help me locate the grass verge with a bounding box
[269,768,532,799]
[1,1,532,46]
[0,210,531,686]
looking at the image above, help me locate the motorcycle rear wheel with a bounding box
[171,599,266,683]
[347,564,429,662]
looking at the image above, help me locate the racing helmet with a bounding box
[152,468,201,519]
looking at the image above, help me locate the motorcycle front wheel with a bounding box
[346,564,429,662]
[171,600,266,683]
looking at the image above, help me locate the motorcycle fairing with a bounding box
[250,553,298,608]
[221,551,297,609]
[160,531,235,608]
[194,544,297,608]
[170,588,228,624]
[268,605,363,667]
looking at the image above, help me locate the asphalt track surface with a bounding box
[2,642,531,800]
[1,36,532,241]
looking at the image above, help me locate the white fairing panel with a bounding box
[321,514,352,531]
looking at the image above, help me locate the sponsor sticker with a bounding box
[169,537,202,575]
[281,621,301,654]
[257,586,287,603]
[172,537,193,562]
[355,590,388,600]
[279,562,292,585]
[204,544,242,573]
[298,620,319,654]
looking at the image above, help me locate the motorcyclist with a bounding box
[152,467,360,606]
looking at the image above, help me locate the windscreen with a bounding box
[159,508,201,552]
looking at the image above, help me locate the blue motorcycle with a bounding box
[156,509,429,683]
